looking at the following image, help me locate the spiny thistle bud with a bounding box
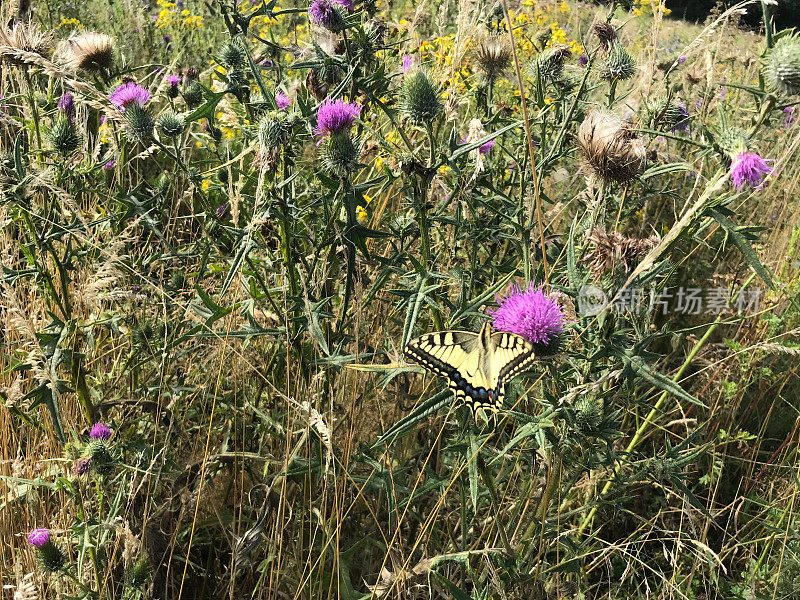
[578,108,646,183]
[533,45,572,82]
[27,530,66,573]
[474,33,512,83]
[126,556,152,589]
[599,43,636,81]
[648,98,690,132]
[49,116,81,156]
[124,105,154,144]
[716,127,750,154]
[64,442,81,461]
[157,111,185,138]
[183,80,204,109]
[399,71,442,124]
[593,21,618,53]
[764,32,800,96]
[84,439,116,475]
[647,456,680,482]
[321,130,361,175]
[218,42,246,69]
[258,113,287,149]
[573,397,604,433]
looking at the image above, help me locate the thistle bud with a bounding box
[399,71,442,124]
[157,111,185,138]
[49,116,81,156]
[716,128,750,154]
[126,556,152,589]
[84,439,116,475]
[322,130,361,175]
[28,530,66,573]
[218,42,246,69]
[124,104,155,143]
[183,80,204,109]
[573,397,603,433]
[534,45,571,82]
[577,108,646,183]
[258,113,287,149]
[764,33,800,96]
[648,98,690,132]
[599,43,636,81]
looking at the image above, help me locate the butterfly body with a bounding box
[403,322,536,418]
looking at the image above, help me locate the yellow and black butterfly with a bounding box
[403,321,537,419]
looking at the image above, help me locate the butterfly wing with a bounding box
[489,331,537,413]
[403,331,479,405]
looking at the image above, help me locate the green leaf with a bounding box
[467,430,479,511]
[184,84,227,122]
[708,207,775,290]
[618,351,706,407]
[220,231,255,297]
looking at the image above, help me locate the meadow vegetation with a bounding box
[2,0,800,598]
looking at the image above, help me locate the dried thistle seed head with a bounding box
[305,69,330,101]
[0,21,53,65]
[157,111,185,138]
[599,43,636,81]
[533,45,571,82]
[49,116,81,156]
[399,70,442,124]
[764,32,800,96]
[63,31,114,72]
[582,227,659,279]
[592,21,618,53]
[577,109,646,184]
[473,33,512,82]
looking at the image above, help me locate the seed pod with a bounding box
[592,21,618,53]
[474,33,512,83]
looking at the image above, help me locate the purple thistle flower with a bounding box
[102,159,115,170]
[58,92,76,121]
[783,106,795,130]
[27,528,50,547]
[678,54,687,64]
[90,422,112,440]
[402,54,415,74]
[577,53,589,67]
[730,151,771,191]
[488,284,565,346]
[314,98,361,137]
[275,92,292,110]
[479,138,495,155]
[308,0,352,29]
[167,74,181,87]
[109,82,150,111]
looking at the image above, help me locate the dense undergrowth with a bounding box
[2,0,800,598]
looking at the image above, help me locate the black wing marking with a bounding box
[403,330,476,379]
[493,332,537,384]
